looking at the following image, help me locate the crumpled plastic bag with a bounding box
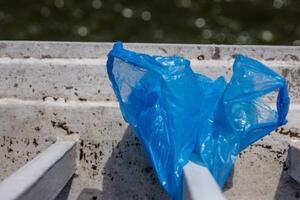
[195,55,289,187]
[106,42,290,200]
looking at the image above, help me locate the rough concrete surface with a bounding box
[0,41,299,200]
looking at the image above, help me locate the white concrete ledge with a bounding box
[0,141,76,200]
[183,161,225,200]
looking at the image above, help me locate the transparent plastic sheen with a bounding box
[106,42,289,200]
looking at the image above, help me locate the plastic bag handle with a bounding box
[277,82,290,126]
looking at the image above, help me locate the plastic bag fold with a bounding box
[106,42,289,200]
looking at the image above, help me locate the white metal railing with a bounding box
[0,141,76,200]
[183,161,225,200]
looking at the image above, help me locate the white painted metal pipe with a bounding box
[0,141,76,200]
[183,161,225,200]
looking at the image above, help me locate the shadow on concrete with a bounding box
[76,126,169,200]
[55,176,74,200]
[222,166,234,192]
[274,163,300,200]
[76,188,101,200]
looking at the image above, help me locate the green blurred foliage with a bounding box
[0,0,299,44]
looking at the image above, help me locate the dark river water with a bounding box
[0,0,300,45]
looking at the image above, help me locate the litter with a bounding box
[106,42,289,199]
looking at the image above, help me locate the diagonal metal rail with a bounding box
[0,141,76,200]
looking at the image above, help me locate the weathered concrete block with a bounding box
[0,42,300,199]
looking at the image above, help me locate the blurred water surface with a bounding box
[0,0,300,45]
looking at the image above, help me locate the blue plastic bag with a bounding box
[107,42,203,199]
[195,55,290,187]
[106,42,289,200]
